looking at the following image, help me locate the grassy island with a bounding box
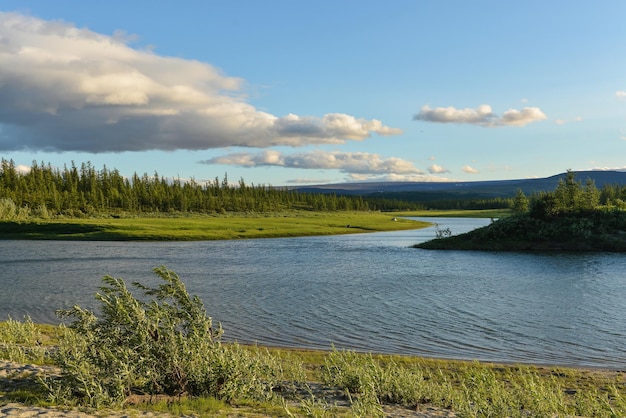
[415,209,626,251]
[415,171,626,251]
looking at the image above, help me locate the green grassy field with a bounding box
[0,209,508,241]
[0,212,432,241]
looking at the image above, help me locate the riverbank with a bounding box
[0,209,510,241]
[0,211,433,241]
[0,359,456,417]
[3,319,626,417]
[2,354,625,417]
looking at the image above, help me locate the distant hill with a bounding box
[291,170,626,201]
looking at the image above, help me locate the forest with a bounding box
[0,159,428,219]
[4,159,626,221]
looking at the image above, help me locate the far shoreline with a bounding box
[0,209,505,241]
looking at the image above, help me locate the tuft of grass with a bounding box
[0,316,55,364]
[135,396,226,416]
[319,348,626,417]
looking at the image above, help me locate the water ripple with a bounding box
[2,218,626,369]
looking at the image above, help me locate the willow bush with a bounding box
[0,315,49,364]
[43,266,300,407]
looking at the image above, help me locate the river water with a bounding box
[2,217,626,369]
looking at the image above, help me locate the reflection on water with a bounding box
[2,217,626,369]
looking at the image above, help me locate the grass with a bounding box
[0,211,430,241]
[3,319,626,417]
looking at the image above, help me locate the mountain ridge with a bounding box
[290,170,626,200]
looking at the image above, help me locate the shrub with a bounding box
[0,315,49,363]
[0,197,29,221]
[44,266,296,407]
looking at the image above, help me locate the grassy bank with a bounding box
[0,211,429,241]
[2,318,626,417]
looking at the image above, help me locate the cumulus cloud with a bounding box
[200,150,424,176]
[462,165,479,174]
[427,164,450,174]
[286,178,333,184]
[413,104,547,127]
[555,116,583,125]
[591,166,626,171]
[15,164,31,174]
[617,91,626,99]
[0,12,401,152]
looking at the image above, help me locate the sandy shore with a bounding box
[0,360,457,418]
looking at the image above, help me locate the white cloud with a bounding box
[414,104,494,125]
[555,116,583,125]
[15,164,31,174]
[617,91,626,99]
[286,178,333,184]
[500,107,548,127]
[462,165,479,174]
[427,164,450,174]
[413,104,547,127]
[200,150,424,176]
[591,166,626,171]
[0,12,401,152]
[272,113,401,142]
[347,172,454,182]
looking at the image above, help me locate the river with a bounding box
[1,217,626,369]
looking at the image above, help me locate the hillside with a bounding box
[292,170,626,200]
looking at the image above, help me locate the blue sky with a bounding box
[1,1,625,186]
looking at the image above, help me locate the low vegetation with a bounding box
[2,267,626,417]
[416,171,626,251]
[0,212,429,240]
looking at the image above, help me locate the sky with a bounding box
[0,1,625,186]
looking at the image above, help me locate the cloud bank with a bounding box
[414,104,547,127]
[0,12,401,152]
[200,150,424,176]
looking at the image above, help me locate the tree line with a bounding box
[6,160,623,221]
[513,170,626,218]
[0,159,426,219]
